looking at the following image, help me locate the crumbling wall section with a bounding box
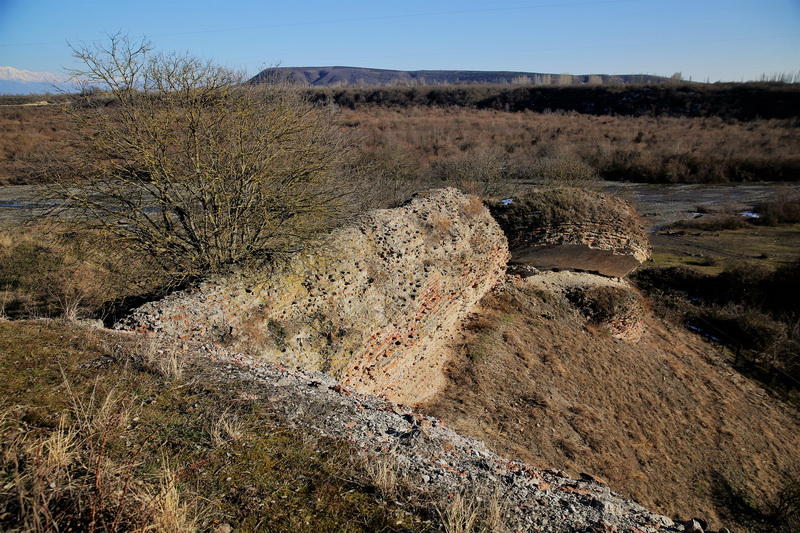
[488,188,651,277]
[117,188,509,404]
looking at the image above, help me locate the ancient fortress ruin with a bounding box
[118,188,509,404]
[489,188,650,278]
[118,187,650,402]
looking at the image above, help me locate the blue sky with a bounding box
[1,0,798,81]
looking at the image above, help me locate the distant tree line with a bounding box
[302,83,800,120]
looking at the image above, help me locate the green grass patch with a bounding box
[649,223,800,274]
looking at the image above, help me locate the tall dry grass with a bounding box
[0,223,162,321]
[0,380,201,532]
[345,107,800,187]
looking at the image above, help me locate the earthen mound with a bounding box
[522,270,646,341]
[566,284,645,341]
[488,188,650,277]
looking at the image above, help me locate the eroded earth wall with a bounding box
[117,188,509,404]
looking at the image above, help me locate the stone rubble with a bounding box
[188,343,684,533]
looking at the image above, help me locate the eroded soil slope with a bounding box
[420,278,800,530]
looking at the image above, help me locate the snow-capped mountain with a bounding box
[0,66,66,94]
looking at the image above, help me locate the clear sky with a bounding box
[1,0,798,81]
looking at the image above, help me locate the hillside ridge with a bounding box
[251,65,673,87]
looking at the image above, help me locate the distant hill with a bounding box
[250,66,673,87]
[0,66,68,95]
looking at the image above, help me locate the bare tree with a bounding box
[56,34,351,281]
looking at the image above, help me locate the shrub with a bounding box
[426,150,508,197]
[633,260,800,391]
[771,472,800,532]
[668,215,750,231]
[54,35,351,282]
[524,155,598,184]
[755,193,800,225]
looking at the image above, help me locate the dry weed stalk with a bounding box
[435,489,509,533]
[210,411,244,447]
[438,492,480,533]
[366,458,400,499]
[137,462,199,533]
[110,335,185,380]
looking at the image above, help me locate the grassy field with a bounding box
[2,97,799,186]
[344,107,800,186]
[0,321,435,532]
[650,223,800,274]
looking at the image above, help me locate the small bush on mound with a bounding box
[632,265,712,296]
[567,285,643,326]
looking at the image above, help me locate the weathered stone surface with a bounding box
[489,188,651,277]
[117,188,509,404]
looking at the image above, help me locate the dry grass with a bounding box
[420,282,800,531]
[0,223,162,321]
[1,378,145,532]
[137,464,200,533]
[209,411,244,447]
[343,107,800,186]
[139,341,185,381]
[438,493,480,533]
[429,212,453,233]
[436,490,508,533]
[365,458,400,499]
[0,105,73,184]
[0,320,435,532]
